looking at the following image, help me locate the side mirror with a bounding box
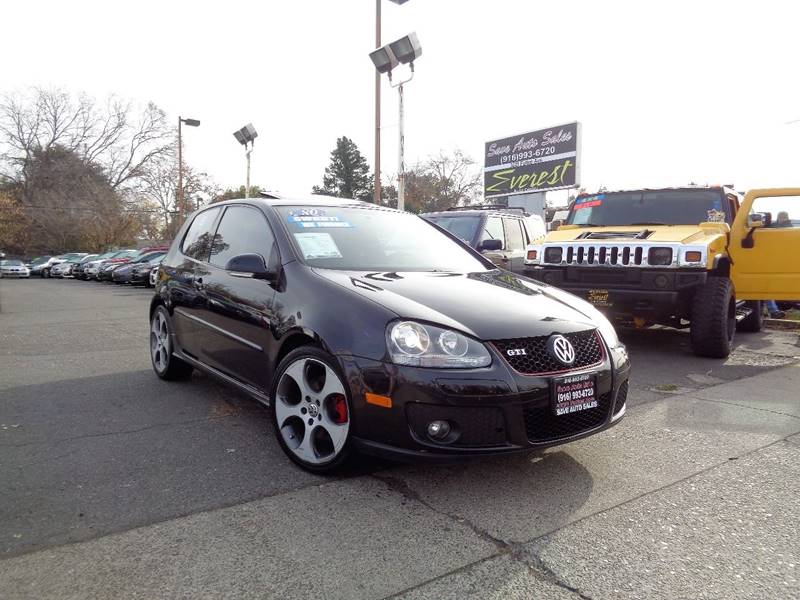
[225,253,276,280]
[550,219,564,230]
[477,239,503,252]
[747,212,767,229]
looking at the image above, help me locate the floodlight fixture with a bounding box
[369,46,398,74]
[388,32,421,65]
[181,118,200,127]
[233,123,258,146]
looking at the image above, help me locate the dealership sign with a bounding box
[484,122,580,198]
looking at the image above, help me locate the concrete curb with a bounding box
[764,318,800,331]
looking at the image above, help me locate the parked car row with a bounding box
[14,247,168,287]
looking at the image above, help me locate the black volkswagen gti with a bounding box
[150,196,630,473]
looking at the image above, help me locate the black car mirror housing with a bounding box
[225,253,276,281]
[478,239,502,252]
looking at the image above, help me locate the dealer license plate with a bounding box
[587,289,612,307]
[552,373,597,416]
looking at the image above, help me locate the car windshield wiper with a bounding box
[574,223,601,227]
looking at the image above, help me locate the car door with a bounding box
[502,217,527,273]
[477,215,509,268]
[169,206,222,357]
[729,188,800,300]
[197,204,279,391]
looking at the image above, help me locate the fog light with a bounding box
[654,274,669,288]
[427,420,451,440]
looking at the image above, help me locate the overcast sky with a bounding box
[2,0,799,202]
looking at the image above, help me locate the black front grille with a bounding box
[524,390,612,443]
[614,381,628,413]
[406,403,507,447]
[492,330,604,375]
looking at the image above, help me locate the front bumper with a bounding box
[526,266,708,317]
[340,343,630,462]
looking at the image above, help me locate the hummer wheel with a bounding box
[690,277,736,358]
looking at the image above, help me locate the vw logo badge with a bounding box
[547,335,576,365]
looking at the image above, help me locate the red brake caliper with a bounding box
[332,395,349,424]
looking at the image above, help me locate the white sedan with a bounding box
[0,259,31,278]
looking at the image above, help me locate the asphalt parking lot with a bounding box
[1,278,799,599]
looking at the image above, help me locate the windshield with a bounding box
[424,215,481,245]
[277,205,489,272]
[1,259,23,266]
[568,190,730,226]
[30,256,51,265]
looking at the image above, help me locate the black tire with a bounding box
[150,305,194,380]
[41,268,50,278]
[270,346,354,474]
[690,277,736,358]
[737,300,763,333]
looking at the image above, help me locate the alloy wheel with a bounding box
[275,357,350,465]
[150,310,170,373]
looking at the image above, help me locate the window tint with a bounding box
[504,218,525,251]
[182,208,221,260]
[479,216,505,249]
[210,205,275,269]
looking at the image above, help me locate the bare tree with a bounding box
[394,149,482,213]
[0,88,171,195]
[135,145,219,237]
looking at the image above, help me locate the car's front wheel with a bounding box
[270,347,353,474]
[150,306,194,380]
[690,277,736,358]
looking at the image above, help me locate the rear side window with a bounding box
[504,218,525,251]
[479,216,505,248]
[210,205,276,269]
[182,208,221,260]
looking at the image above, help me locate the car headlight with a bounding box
[387,321,491,368]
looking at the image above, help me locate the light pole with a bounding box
[177,117,200,223]
[374,0,411,205]
[233,123,259,198]
[370,32,422,212]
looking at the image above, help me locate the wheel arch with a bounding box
[273,328,329,370]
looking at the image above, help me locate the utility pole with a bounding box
[374,0,382,204]
[177,117,183,221]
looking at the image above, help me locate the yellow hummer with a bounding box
[525,186,800,358]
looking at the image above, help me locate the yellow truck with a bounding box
[525,186,800,358]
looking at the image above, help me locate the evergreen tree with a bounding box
[312,136,372,201]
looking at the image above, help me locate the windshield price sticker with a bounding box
[294,232,343,259]
[289,215,352,228]
[553,373,597,416]
[575,194,604,210]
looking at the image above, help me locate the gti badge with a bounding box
[506,348,527,356]
[547,335,576,365]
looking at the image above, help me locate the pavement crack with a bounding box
[686,395,800,420]
[0,415,237,449]
[523,552,594,600]
[372,473,509,553]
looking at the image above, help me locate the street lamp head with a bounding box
[389,32,421,65]
[369,46,398,74]
[180,117,201,127]
[233,123,258,146]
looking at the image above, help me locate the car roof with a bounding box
[576,185,738,197]
[421,208,529,218]
[208,194,377,210]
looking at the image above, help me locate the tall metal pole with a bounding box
[397,83,405,211]
[177,117,184,223]
[374,0,382,204]
[245,142,252,199]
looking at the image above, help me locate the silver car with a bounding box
[0,259,31,278]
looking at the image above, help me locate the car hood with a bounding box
[546,223,729,244]
[313,268,597,340]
